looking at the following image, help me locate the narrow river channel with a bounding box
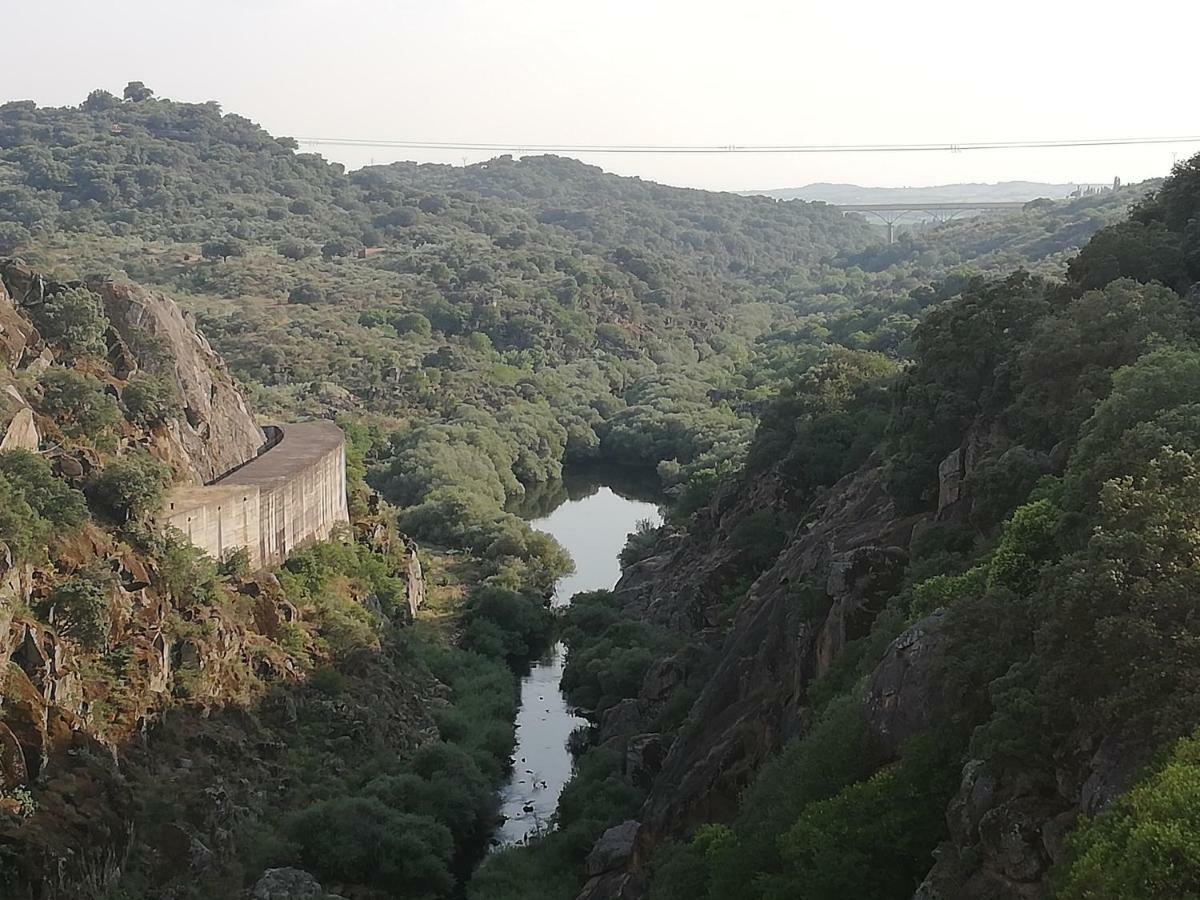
[495,477,662,846]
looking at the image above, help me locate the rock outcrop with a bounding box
[251,867,346,899]
[0,261,267,485]
[597,465,926,887]
[863,611,949,762]
[85,274,266,483]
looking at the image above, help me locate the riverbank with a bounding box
[495,477,663,846]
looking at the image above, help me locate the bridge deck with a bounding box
[836,201,1028,212]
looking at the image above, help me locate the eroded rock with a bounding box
[251,867,345,899]
[863,611,948,762]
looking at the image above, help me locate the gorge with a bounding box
[497,477,662,846]
[0,83,1198,900]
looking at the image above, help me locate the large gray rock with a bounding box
[634,467,926,847]
[88,275,266,483]
[586,820,640,877]
[251,867,344,899]
[863,611,949,761]
[0,407,38,452]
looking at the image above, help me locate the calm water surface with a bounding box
[495,478,662,846]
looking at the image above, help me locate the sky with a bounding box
[4,0,1198,192]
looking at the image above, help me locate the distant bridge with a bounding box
[836,201,1028,242]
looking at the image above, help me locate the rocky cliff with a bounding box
[576,461,928,897]
[0,262,431,897]
[580,413,1144,900]
[0,261,266,485]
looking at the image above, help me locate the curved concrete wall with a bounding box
[162,422,348,569]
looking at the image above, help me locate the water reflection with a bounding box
[494,471,662,846]
[506,464,663,521]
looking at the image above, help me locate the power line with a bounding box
[292,135,1200,155]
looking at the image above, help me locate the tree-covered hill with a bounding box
[0,85,1141,619]
[466,155,1200,900]
[1,82,1191,900]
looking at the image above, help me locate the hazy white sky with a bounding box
[5,0,1198,191]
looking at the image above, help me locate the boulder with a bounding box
[86,274,266,483]
[937,448,964,515]
[2,663,49,778]
[585,820,640,877]
[815,544,909,674]
[598,698,647,744]
[251,867,345,899]
[0,407,38,452]
[863,611,949,761]
[624,733,666,790]
[1079,734,1148,816]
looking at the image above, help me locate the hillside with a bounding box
[0,92,1140,573]
[1,84,1193,900]
[748,180,1109,203]
[0,255,584,899]
[466,157,1200,900]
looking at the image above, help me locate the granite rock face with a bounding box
[627,467,924,854]
[251,867,346,900]
[863,611,949,762]
[87,274,266,483]
[0,261,267,485]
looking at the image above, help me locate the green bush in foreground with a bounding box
[1055,729,1200,900]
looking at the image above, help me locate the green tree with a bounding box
[287,282,326,305]
[41,563,113,649]
[0,472,48,560]
[286,797,454,897]
[87,452,171,523]
[121,373,181,427]
[200,237,245,261]
[122,81,154,102]
[1056,728,1200,900]
[26,286,109,360]
[0,450,87,529]
[35,369,121,442]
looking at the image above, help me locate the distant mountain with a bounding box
[745,180,1116,204]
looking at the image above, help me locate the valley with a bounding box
[0,81,1197,900]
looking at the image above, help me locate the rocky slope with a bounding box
[580,414,1167,899]
[0,261,431,897]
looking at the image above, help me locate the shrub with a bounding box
[775,734,958,900]
[26,286,108,360]
[460,585,554,660]
[1056,728,1200,900]
[87,452,171,523]
[35,369,121,442]
[287,282,326,305]
[41,563,112,649]
[393,312,433,336]
[121,373,181,427]
[0,472,48,560]
[0,450,87,528]
[217,545,251,578]
[277,238,317,260]
[618,518,662,568]
[285,797,454,896]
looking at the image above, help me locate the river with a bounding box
[494,473,662,846]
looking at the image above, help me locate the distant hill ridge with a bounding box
[747,180,1117,204]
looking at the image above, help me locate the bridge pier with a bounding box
[837,201,1028,244]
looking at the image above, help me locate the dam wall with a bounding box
[162,421,348,569]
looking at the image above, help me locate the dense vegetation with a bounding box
[1,87,1140,589]
[464,157,1200,900]
[625,156,1200,899]
[0,272,566,897]
[1,84,1185,900]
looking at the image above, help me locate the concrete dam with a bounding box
[162,421,349,569]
